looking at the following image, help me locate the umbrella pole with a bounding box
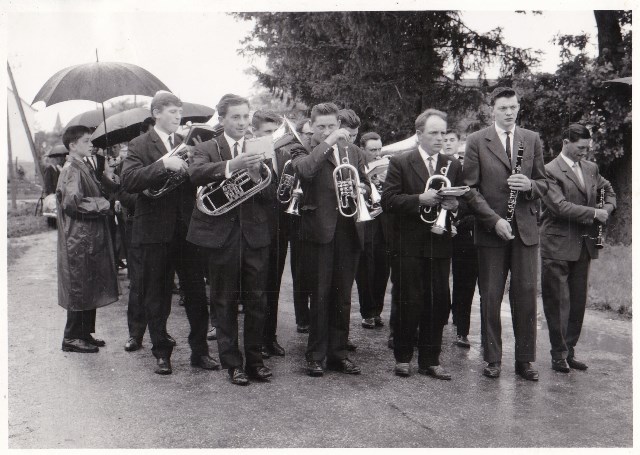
[95,49,110,150]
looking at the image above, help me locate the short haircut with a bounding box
[338,109,361,129]
[252,110,281,130]
[141,117,155,133]
[150,91,183,118]
[490,86,518,106]
[562,123,591,142]
[295,117,311,133]
[216,93,250,118]
[414,108,447,132]
[445,129,460,139]
[310,102,340,123]
[360,132,381,148]
[63,125,93,150]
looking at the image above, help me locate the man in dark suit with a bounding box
[540,123,616,373]
[382,108,462,379]
[121,91,217,375]
[187,94,275,386]
[291,102,371,377]
[462,86,548,381]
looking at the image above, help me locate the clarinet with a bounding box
[595,188,605,249]
[505,141,524,224]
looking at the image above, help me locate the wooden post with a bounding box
[7,114,18,210]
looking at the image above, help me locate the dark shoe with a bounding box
[84,335,106,347]
[207,327,217,340]
[297,324,309,334]
[306,360,324,377]
[124,337,142,352]
[229,367,249,385]
[362,318,375,329]
[191,355,220,370]
[261,346,271,359]
[265,340,285,357]
[394,362,410,377]
[327,358,361,375]
[515,361,539,381]
[62,338,99,353]
[166,334,176,346]
[419,365,452,380]
[246,365,273,381]
[374,316,384,327]
[387,336,394,349]
[483,362,501,378]
[567,356,588,371]
[346,339,357,351]
[456,335,471,348]
[552,359,570,373]
[155,357,172,375]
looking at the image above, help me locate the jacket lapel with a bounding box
[485,126,511,170]
[556,155,587,196]
[581,160,595,204]
[409,149,428,187]
[149,128,170,158]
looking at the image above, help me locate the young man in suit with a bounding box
[381,109,463,379]
[360,132,383,163]
[187,94,275,386]
[291,103,371,377]
[121,91,217,375]
[462,87,548,381]
[540,123,616,372]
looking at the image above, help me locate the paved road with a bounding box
[7,231,633,448]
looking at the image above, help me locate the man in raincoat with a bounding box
[57,125,119,353]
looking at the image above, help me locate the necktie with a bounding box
[168,134,174,150]
[233,142,239,158]
[573,162,585,189]
[427,156,435,176]
[505,131,512,163]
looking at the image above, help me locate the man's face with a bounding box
[343,126,358,144]
[311,114,339,138]
[442,133,460,157]
[299,121,313,149]
[416,115,447,156]
[220,103,250,140]
[153,104,183,134]
[364,139,383,159]
[563,138,590,163]
[493,95,519,130]
[70,133,93,158]
[253,121,279,138]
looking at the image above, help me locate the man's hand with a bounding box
[228,151,263,173]
[595,208,609,224]
[507,174,532,191]
[192,135,203,145]
[162,155,188,173]
[247,163,262,183]
[324,128,352,147]
[419,188,442,207]
[440,196,458,211]
[495,218,515,241]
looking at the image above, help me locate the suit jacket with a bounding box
[186,136,275,250]
[121,129,195,245]
[291,137,371,248]
[381,150,464,258]
[462,125,548,247]
[540,155,616,261]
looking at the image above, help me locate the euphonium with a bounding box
[420,161,452,235]
[333,141,373,222]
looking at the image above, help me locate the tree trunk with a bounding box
[594,10,625,70]
[602,132,631,245]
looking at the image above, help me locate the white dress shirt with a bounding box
[223,132,245,178]
[560,152,586,189]
[418,146,440,176]
[494,123,516,164]
[154,126,175,154]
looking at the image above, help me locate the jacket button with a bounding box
[230,217,236,221]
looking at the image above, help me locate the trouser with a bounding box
[355,221,390,319]
[205,228,269,370]
[139,230,209,360]
[541,244,591,360]
[392,256,450,368]
[451,230,478,337]
[290,218,311,326]
[305,216,360,362]
[64,309,96,339]
[477,236,538,364]
[125,220,146,340]
[264,214,289,344]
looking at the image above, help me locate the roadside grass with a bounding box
[8,202,51,238]
[588,243,632,317]
[7,243,30,267]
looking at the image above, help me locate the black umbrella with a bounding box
[65,107,119,129]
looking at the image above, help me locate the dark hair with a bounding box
[252,110,281,130]
[445,129,460,139]
[141,117,155,134]
[310,102,340,123]
[360,132,381,148]
[150,91,183,118]
[338,109,361,129]
[490,86,518,106]
[295,117,311,133]
[414,108,447,132]
[562,123,591,142]
[216,93,250,118]
[63,125,93,150]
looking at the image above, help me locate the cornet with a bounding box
[420,161,455,235]
[277,160,297,204]
[333,141,373,222]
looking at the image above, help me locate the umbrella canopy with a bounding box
[179,102,216,124]
[65,107,119,129]
[46,144,68,157]
[604,77,632,85]
[32,61,171,106]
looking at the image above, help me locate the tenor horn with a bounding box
[420,161,452,235]
[333,141,372,222]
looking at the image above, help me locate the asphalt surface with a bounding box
[7,231,633,448]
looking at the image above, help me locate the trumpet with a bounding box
[143,143,190,198]
[333,141,373,222]
[420,161,454,235]
[285,180,303,216]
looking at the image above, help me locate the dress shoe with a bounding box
[124,337,142,352]
[155,357,172,375]
[567,356,588,371]
[419,365,452,380]
[515,361,539,381]
[62,338,99,353]
[552,359,570,373]
[191,355,220,370]
[166,334,176,346]
[327,358,361,374]
[387,336,394,349]
[374,316,384,327]
[265,340,285,356]
[306,360,324,377]
[395,362,410,377]
[84,334,106,347]
[483,362,501,378]
[246,365,273,381]
[456,335,471,348]
[261,346,271,359]
[228,367,249,385]
[207,327,217,340]
[362,318,375,329]
[297,324,309,334]
[346,339,357,351]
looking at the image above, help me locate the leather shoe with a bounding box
[247,365,273,381]
[552,359,570,373]
[515,361,539,381]
[166,334,176,346]
[207,327,217,340]
[62,338,99,353]
[394,362,410,377]
[261,346,271,359]
[567,356,588,370]
[374,316,384,327]
[155,357,172,375]
[346,339,357,351]
[265,340,285,356]
[191,355,220,370]
[483,362,501,378]
[362,318,375,329]
[327,358,361,375]
[387,336,394,349]
[306,360,324,377]
[124,337,142,352]
[419,365,452,380]
[297,324,309,334]
[228,367,249,385]
[456,335,471,348]
[84,335,106,347]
